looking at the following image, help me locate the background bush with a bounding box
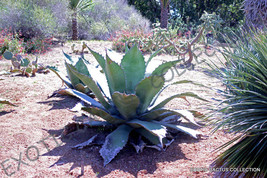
[0,0,150,41]
[78,0,150,40]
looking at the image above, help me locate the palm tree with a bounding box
[160,0,170,28]
[243,0,267,29]
[69,0,93,40]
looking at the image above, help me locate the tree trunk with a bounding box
[72,11,78,40]
[160,0,169,29]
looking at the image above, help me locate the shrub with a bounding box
[0,28,24,57]
[0,0,69,39]
[78,0,150,40]
[23,37,53,54]
[210,28,267,177]
[58,45,206,165]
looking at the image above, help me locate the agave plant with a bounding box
[49,53,93,95]
[61,44,206,166]
[210,29,267,177]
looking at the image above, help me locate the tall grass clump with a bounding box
[210,28,267,177]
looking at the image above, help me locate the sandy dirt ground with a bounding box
[0,41,232,177]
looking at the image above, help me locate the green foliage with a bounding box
[0,29,24,57]
[61,44,206,165]
[210,29,267,177]
[2,51,48,77]
[49,53,94,95]
[127,0,161,24]
[111,12,221,59]
[170,0,243,27]
[78,0,150,40]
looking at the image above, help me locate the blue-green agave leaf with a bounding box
[105,55,126,94]
[100,124,133,166]
[121,45,145,93]
[66,63,111,110]
[111,92,139,120]
[75,57,91,77]
[83,120,112,127]
[135,128,161,145]
[151,60,181,76]
[150,80,206,107]
[127,119,167,147]
[64,88,104,109]
[63,51,73,63]
[49,67,73,88]
[155,121,201,139]
[82,107,125,124]
[136,76,164,113]
[150,92,208,110]
[65,61,81,87]
[87,46,106,71]
[140,108,200,126]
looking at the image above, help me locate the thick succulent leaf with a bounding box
[172,109,200,126]
[135,128,160,145]
[100,124,133,166]
[82,107,125,124]
[64,88,104,109]
[85,63,110,99]
[75,57,90,77]
[83,120,112,127]
[0,98,17,106]
[158,122,201,139]
[3,51,13,60]
[105,55,126,94]
[125,43,129,53]
[135,76,164,113]
[63,51,73,63]
[112,92,139,120]
[151,92,208,110]
[74,83,90,93]
[66,63,111,110]
[87,46,106,71]
[73,135,98,149]
[140,108,200,126]
[150,80,206,107]
[65,61,81,86]
[151,60,181,76]
[20,58,30,67]
[121,45,145,93]
[145,47,164,68]
[49,67,73,88]
[127,119,167,147]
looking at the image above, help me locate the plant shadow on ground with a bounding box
[42,124,202,177]
[37,95,80,111]
[0,110,15,117]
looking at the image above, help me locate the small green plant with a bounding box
[60,44,207,165]
[3,51,49,77]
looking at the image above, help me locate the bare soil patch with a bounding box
[0,41,231,177]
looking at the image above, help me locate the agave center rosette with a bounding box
[62,44,207,166]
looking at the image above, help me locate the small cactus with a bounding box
[3,51,49,77]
